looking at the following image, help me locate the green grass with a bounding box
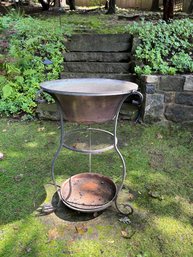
[0,118,193,257]
[38,12,133,34]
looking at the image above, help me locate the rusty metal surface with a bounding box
[60,173,117,212]
[40,78,138,123]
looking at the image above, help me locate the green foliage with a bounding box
[127,19,193,75]
[0,11,71,115]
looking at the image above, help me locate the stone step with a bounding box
[60,72,136,81]
[65,34,132,52]
[63,62,131,73]
[64,52,131,62]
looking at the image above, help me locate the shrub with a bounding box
[0,11,72,115]
[127,19,193,75]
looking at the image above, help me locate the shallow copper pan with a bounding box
[60,173,117,212]
[40,78,138,124]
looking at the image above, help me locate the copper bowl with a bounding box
[40,78,138,124]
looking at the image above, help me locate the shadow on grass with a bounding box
[51,192,103,222]
[0,119,61,225]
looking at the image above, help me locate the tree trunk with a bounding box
[188,0,193,13]
[105,0,109,9]
[61,0,67,7]
[55,0,60,7]
[39,0,50,10]
[151,0,160,11]
[163,0,174,21]
[68,0,76,10]
[106,0,116,14]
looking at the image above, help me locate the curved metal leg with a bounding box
[113,92,140,215]
[51,104,64,194]
[114,144,133,215]
[132,91,144,124]
[115,202,134,216]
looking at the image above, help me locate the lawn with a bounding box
[0,118,193,257]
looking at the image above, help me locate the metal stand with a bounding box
[51,91,143,215]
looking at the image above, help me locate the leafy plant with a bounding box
[0,11,72,115]
[127,19,193,75]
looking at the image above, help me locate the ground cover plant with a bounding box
[127,19,193,75]
[0,10,73,115]
[0,118,193,257]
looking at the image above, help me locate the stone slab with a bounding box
[63,62,130,73]
[175,92,193,106]
[144,93,165,122]
[164,92,176,103]
[65,34,132,52]
[165,104,193,122]
[159,76,185,91]
[63,52,131,62]
[140,75,159,84]
[184,75,193,91]
[146,84,156,94]
[131,37,141,54]
[36,103,59,120]
[60,72,137,81]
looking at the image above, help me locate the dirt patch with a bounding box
[148,150,165,170]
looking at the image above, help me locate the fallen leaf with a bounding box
[121,230,136,239]
[107,240,114,244]
[72,144,78,149]
[25,247,32,253]
[13,225,19,230]
[121,230,128,238]
[48,228,59,240]
[157,133,163,139]
[148,190,164,201]
[75,225,88,235]
[2,129,6,132]
[14,174,24,182]
[0,152,4,160]
[37,127,45,132]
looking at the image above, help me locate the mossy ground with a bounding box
[0,118,193,257]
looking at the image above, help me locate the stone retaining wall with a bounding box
[139,75,193,124]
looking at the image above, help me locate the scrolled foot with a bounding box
[115,201,134,216]
[36,203,56,216]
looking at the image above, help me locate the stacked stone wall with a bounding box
[140,75,193,124]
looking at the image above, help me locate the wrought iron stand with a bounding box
[51,91,143,215]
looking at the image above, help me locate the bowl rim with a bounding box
[40,78,138,96]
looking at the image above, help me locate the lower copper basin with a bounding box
[60,173,117,212]
[40,78,138,124]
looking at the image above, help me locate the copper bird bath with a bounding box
[40,78,143,214]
